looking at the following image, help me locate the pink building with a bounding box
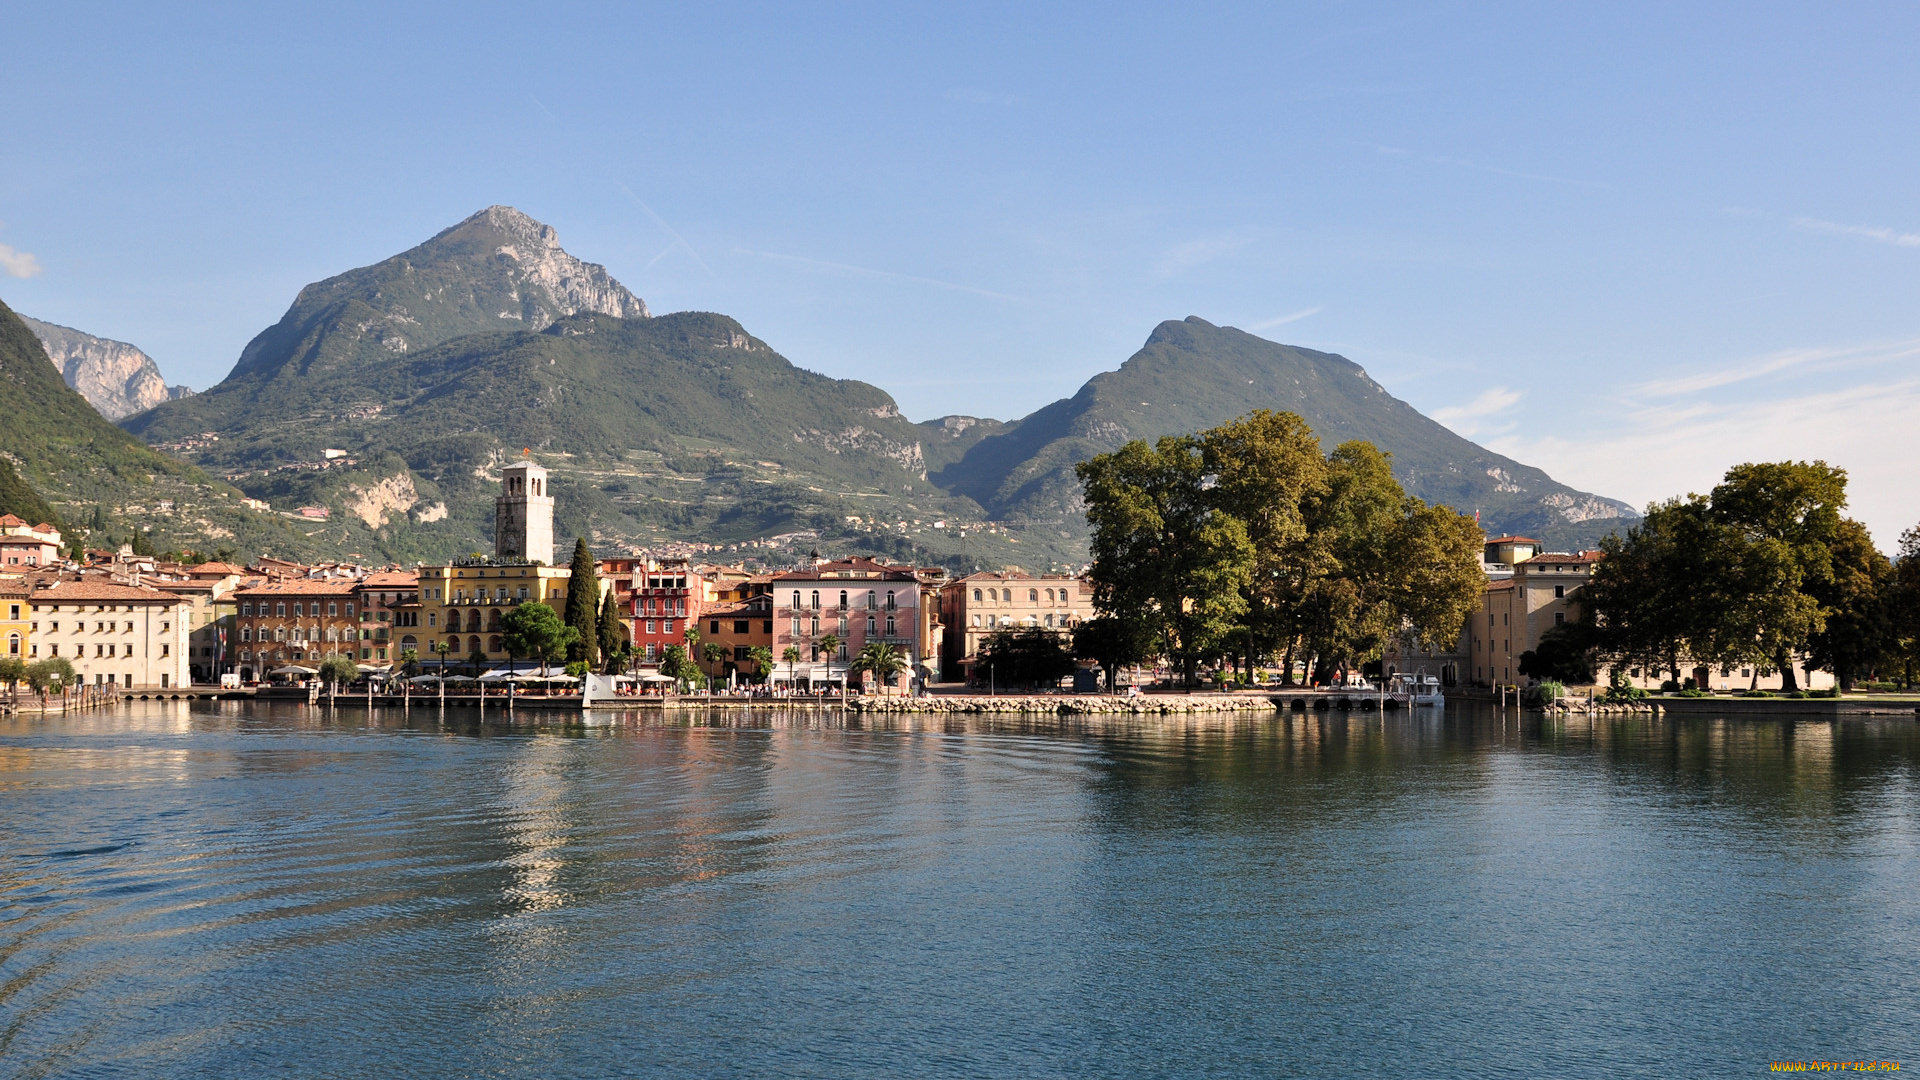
[771,557,937,692]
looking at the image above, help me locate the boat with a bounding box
[1388,670,1446,707]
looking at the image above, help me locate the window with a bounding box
[810,590,820,610]
[1554,586,1565,598]
[886,591,897,610]
[328,602,338,616]
[792,591,802,610]
[241,626,252,642]
[1045,589,1054,603]
[839,590,848,610]
[242,602,254,616]
[734,620,749,634]
[763,621,773,634]
[972,589,981,602]
[792,617,802,637]
[664,620,675,635]
[837,616,848,635]
[711,620,721,634]
[275,603,286,617]
[734,645,751,662]
[1045,615,1055,628]
[885,615,896,637]
[646,643,657,661]
[1554,613,1565,626]
[1029,589,1038,602]
[6,634,16,655]
[809,616,819,635]
[868,616,878,634]
[427,613,437,627]
[161,643,169,656]
[867,591,877,610]
[970,615,979,627]
[646,620,655,634]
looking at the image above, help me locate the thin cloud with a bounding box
[1157,235,1250,277]
[1248,307,1324,331]
[616,183,715,277]
[1629,338,1920,397]
[1490,378,1920,546]
[737,248,1026,302]
[1793,216,1920,248]
[0,242,42,279]
[1432,386,1523,438]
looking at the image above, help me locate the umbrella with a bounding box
[406,674,444,684]
[271,665,318,675]
[641,674,677,683]
[542,674,581,683]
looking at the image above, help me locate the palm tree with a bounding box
[702,641,727,694]
[434,640,451,707]
[318,655,358,706]
[854,642,906,696]
[747,646,774,685]
[781,645,800,694]
[399,648,418,708]
[816,633,840,663]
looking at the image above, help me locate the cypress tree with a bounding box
[564,537,599,667]
[597,588,626,673]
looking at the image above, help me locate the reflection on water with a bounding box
[0,701,1915,1078]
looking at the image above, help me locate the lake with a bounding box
[1,700,1915,1077]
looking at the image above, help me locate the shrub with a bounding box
[1809,688,1839,698]
[1659,679,1681,694]
[1603,669,1645,704]
[1784,690,1808,699]
[1677,688,1712,698]
[1742,690,1774,698]
[1525,680,1565,707]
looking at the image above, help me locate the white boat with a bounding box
[1389,670,1446,707]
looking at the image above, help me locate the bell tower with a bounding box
[496,458,554,564]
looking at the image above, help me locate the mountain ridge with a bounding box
[21,314,192,420]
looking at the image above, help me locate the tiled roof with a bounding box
[33,580,186,603]
[189,561,248,575]
[355,571,419,588]
[234,579,361,596]
[0,514,23,528]
[1484,535,1540,545]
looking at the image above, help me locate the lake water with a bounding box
[0,700,1915,1078]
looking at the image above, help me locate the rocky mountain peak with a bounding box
[20,314,189,420]
[423,205,649,324]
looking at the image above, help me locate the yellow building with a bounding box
[415,562,587,667]
[2,580,29,664]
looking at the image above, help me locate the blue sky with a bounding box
[4,2,1919,542]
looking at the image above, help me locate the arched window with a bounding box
[468,636,483,655]
[885,590,896,610]
[810,590,821,610]
[489,636,502,653]
[1001,589,1012,602]
[867,591,877,610]
[972,588,982,602]
[792,591,802,610]
[6,633,17,655]
[400,635,417,648]
[885,615,896,637]
[1046,589,1055,602]
[1029,589,1038,602]
[1045,614,1055,628]
[839,590,848,610]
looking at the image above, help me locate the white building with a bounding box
[28,579,191,690]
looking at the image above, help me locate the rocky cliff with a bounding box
[20,315,188,420]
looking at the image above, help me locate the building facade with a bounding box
[631,559,702,665]
[2,581,28,663]
[772,558,939,692]
[27,580,190,689]
[232,579,362,679]
[352,571,421,665]
[695,594,774,682]
[0,515,61,569]
[938,571,1089,682]
[415,562,578,667]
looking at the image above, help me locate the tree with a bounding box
[1805,518,1893,691]
[563,537,599,668]
[702,641,727,685]
[0,656,25,704]
[659,643,692,687]
[1518,623,1598,685]
[853,642,906,695]
[502,600,578,676]
[1888,524,1920,688]
[398,647,419,674]
[1077,434,1254,687]
[597,589,626,673]
[977,627,1076,690]
[815,633,840,662]
[26,657,76,700]
[1073,616,1151,692]
[317,655,358,704]
[747,646,774,683]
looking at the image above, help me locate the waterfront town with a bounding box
[0,452,1866,703]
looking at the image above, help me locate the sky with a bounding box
[3,2,1918,544]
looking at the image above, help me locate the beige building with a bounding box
[938,570,1089,682]
[27,579,191,690]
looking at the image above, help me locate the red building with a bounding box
[630,559,703,664]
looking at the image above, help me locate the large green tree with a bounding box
[563,537,599,668]
[1072,615,1152,692]
[502,599,578,674]
[1804,518,1893,691]
[1077,434,1254,687]
[976,627,1077,690]
[597,589,627,674]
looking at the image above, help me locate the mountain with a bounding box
[221,205,649,384]
[21,315,192,420]
[0,294,348,559]
[117,210,1635,568]
[928,317,1637,551]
